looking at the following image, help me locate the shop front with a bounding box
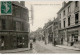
[67,30,78,46]
[0,31,29,50]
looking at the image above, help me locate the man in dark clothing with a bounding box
[30,42,33,50]
[33,38,36,42]
[54,38,56,46]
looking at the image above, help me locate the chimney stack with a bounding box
[62,1,66,7]
[20,1,25,7]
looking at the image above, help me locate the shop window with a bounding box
[1,36,4,47]
[72,31,78,42]
[74,36,78,42]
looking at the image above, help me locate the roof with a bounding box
[54,18,58,22]
[57,1,72,14]
[12,1,28,10]
[43,20,53,29]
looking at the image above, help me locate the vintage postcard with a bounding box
[0,0,80,54]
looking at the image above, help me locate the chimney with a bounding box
[20,1,25,7]
[62,1,66,7]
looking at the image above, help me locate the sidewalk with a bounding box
[56,45,80,51]
[37,41,80,51]
[0,48,30,53]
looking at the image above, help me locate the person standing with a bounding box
[54,38,56,46]
[30,40,33,50]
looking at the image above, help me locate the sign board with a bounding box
[0,1,12,15]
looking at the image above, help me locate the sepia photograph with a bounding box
[0,0,80,54]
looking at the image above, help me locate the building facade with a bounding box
[43,20,53,44]
[53,17,61,45]
[0,1,29,50]
[57,1,80,47]
[30,28,44,41]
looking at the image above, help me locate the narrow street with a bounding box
[13,41,80,53]
[33,41,80,53]
[1,1,80,54]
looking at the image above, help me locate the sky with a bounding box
[25,1,63,32]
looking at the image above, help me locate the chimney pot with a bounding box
[20,1,25,7]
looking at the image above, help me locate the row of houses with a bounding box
[30,28,44,41]
[43,1,80,48]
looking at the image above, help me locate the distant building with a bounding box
[53,17,61,45]
[30,28,44,41]
[0,1,29,50]
[35,28,44,41]
[43,18,60,45]
[43,20,53,44]
[57,1,80,47]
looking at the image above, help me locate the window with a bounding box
[63,19,65,28]
[75,13,79,24]
[1,36,4,47]
[72,30,78,42]
[75,1,78,7]
[59,22,61,28]
[68,6,70,13]
[63,10,65,16]
[60,14,61,18]
[64,21,65,27]
[13,21,16,30]
[14,6,20,18]
[2,19,6,30]
[16,22,21,31]
[68,16,70,26]
[0,20,2,30]
[74,35,78,42]
[21,22,24,31]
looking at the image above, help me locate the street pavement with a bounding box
[1,41,80,53]
[33,41,80,53]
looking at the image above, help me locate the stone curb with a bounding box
[56,45,80,51]
[0,48,30,53]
